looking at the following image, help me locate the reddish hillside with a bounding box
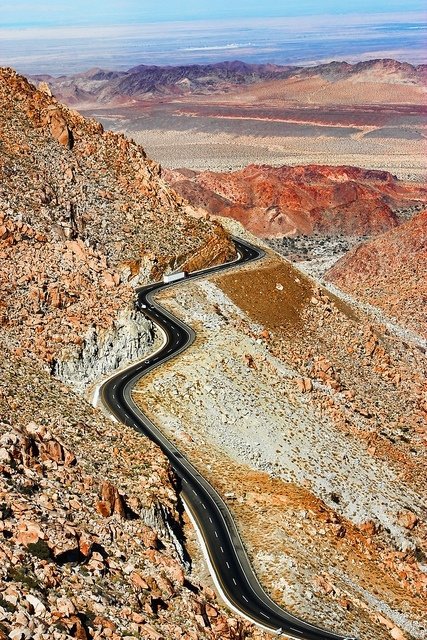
[327,209,427,338]
[166,164,427,238]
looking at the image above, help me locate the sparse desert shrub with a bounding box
[7,566,41,591]
[0,594,15,613]
[27,539,52,561]
[0,503,12,520]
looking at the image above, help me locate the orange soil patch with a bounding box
[218,260,312,332]
[217,257,355,332]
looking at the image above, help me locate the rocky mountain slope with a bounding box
[32,61,290,105]
[31,59,427,106]
[165,164,427,238]
[132,219,427,640]
[223,59,427,108]
[327,209,427,339]
[0,340,265,640]
[1,63,426,640]
[0,68,269,639]
[0,67,234,375]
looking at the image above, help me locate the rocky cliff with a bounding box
[53,308,154,394]
[165,164,427,238]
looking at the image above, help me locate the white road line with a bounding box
[260,612,270,619]
[220,546,224,553]
[226,562,230,569]
[214,531,218,538]
[290,629,303,634]
[201,503,206,509]
[242,595,249,603]
[232,578,237,586]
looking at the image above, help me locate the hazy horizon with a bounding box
[0,3,425,76]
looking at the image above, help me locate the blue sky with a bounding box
[1,1,425,74]
[2,0,426,27]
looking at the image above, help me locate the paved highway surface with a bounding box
[101,237,358,640]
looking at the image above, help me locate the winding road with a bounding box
[100,237,358,640]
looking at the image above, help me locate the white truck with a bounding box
[163,271,188,284]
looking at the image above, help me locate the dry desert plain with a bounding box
[80,98,426,181]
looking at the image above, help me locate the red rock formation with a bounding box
[326,209,427,338]
[166,164,427,238]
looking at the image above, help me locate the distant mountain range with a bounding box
[31,58,427,106]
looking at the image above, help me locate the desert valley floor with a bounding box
[81,99,426,180]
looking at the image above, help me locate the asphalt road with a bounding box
[101,237,358,640]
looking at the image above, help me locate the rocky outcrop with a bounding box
[326,209,427,338]
[166,164,427,238]
[45,107,74,148]
[54,308,154,393]
[180,224,237,273]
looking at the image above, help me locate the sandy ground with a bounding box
[128,128,426,180]
[81,103,426,181]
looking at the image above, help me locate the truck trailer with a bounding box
[163,271,188,284]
